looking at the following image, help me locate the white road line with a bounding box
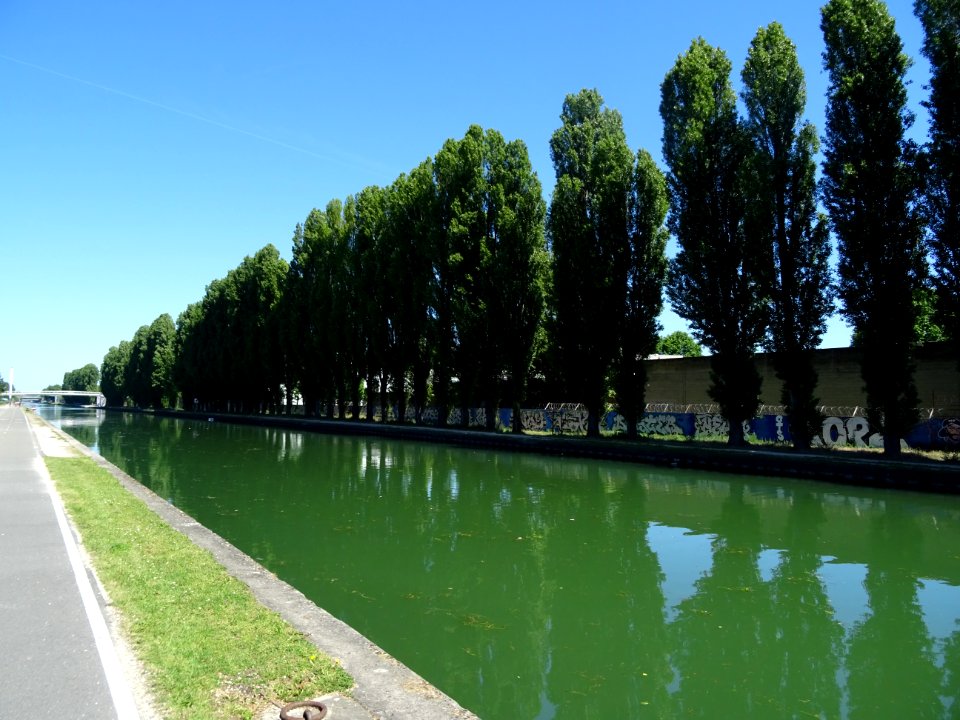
[35,455,141,720]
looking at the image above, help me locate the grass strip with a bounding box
[45,456,352,719]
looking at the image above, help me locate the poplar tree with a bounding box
[101,341,131,406]
[916,0,960,349]
[613,149,669,439]
[660,38,768,446]
[434,125,549,430]
[174,303,203,410]
[484,132,549,433]
[288,204,342,416]
[821,0,925,456]
[350,187,389,420]
[383,162,437,424]
[742,22,833,450]
[433,128,486,424]
[548,89,634,437]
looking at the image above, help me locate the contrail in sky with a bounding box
[0,53,381,169]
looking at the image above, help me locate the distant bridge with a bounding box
[9,390,106,406]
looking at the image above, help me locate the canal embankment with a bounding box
[26,410,479,720]
[140,408,960,495]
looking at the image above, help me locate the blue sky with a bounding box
[1,0,930,391]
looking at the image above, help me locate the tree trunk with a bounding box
[365,372,376,422]
[511,400,524,434]
[727,419,746,447]
[379,372,388,423]
[883,431,902,457]
[587,405,601,438]
[395,366,407,424]
[624,408,638,440]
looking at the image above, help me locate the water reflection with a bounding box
[846,508,943,719]
[41,407,960,720]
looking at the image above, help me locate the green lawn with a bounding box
[45,456,352,719]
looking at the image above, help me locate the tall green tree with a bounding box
[174,303,204,410]
[613,149,669,439]
[289,206,343,416]
[146,313,177,409]
[383,160,439,424]
[656,331,702,357]
[434,127,489,425]
[228,246,289,413]
[125,324,151,407]
[434,125,549,430]
[742,22,833,450]
[548,89,634,437]
[485,132,550,433]
[350,187,389,420]
[123,315,175,409]
[916,0,960,349]
[431,145,460,427]
[62,363,100,391]
[821,0,926,456]
[660,38,768,446]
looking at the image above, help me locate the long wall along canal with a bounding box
[40,406,960,719]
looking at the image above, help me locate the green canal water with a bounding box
[40,407,960,719]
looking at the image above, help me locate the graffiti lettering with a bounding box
[561,409,589,434]
[638,413,684,436]
[814,416,892,448]
[408,406,948,449]
[695,413,728,438]
[612,414,628,434]
[938,417,960,445]
[521,410,546,432]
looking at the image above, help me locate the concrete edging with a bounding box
[35,414,478,720]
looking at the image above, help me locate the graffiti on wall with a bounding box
[637,413,684,436]
[938,418,960,446]
[813,416,880,448]
[404,406,953,449]
[520,409,547,432]
[693,414,754,441]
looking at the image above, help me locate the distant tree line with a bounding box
[62,363,100,392]
[38,363,102,404]
[99,0,958,457]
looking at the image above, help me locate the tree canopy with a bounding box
[821,0,926,455]
[62,363,100,392]
[660,38,767,446]
[548,89,635,437]
[742,22,833,449]
[657,331,702,357]
[916,0,960,351]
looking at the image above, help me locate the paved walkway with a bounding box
[0,406,139,719]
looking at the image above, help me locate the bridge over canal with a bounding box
[7,390,106,406]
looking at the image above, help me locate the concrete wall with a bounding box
[644,342,960,412]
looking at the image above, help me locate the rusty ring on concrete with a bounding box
[279,700,328,720]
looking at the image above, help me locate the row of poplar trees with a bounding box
[101,0,959,456]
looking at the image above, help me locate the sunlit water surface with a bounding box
[40,406,960,719]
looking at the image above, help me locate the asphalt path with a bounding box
[0,406,138,719]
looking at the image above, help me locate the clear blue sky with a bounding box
[1,0,930,391]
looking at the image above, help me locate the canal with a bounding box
[39,406,960,719]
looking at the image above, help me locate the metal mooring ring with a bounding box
[279,700,328,720]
